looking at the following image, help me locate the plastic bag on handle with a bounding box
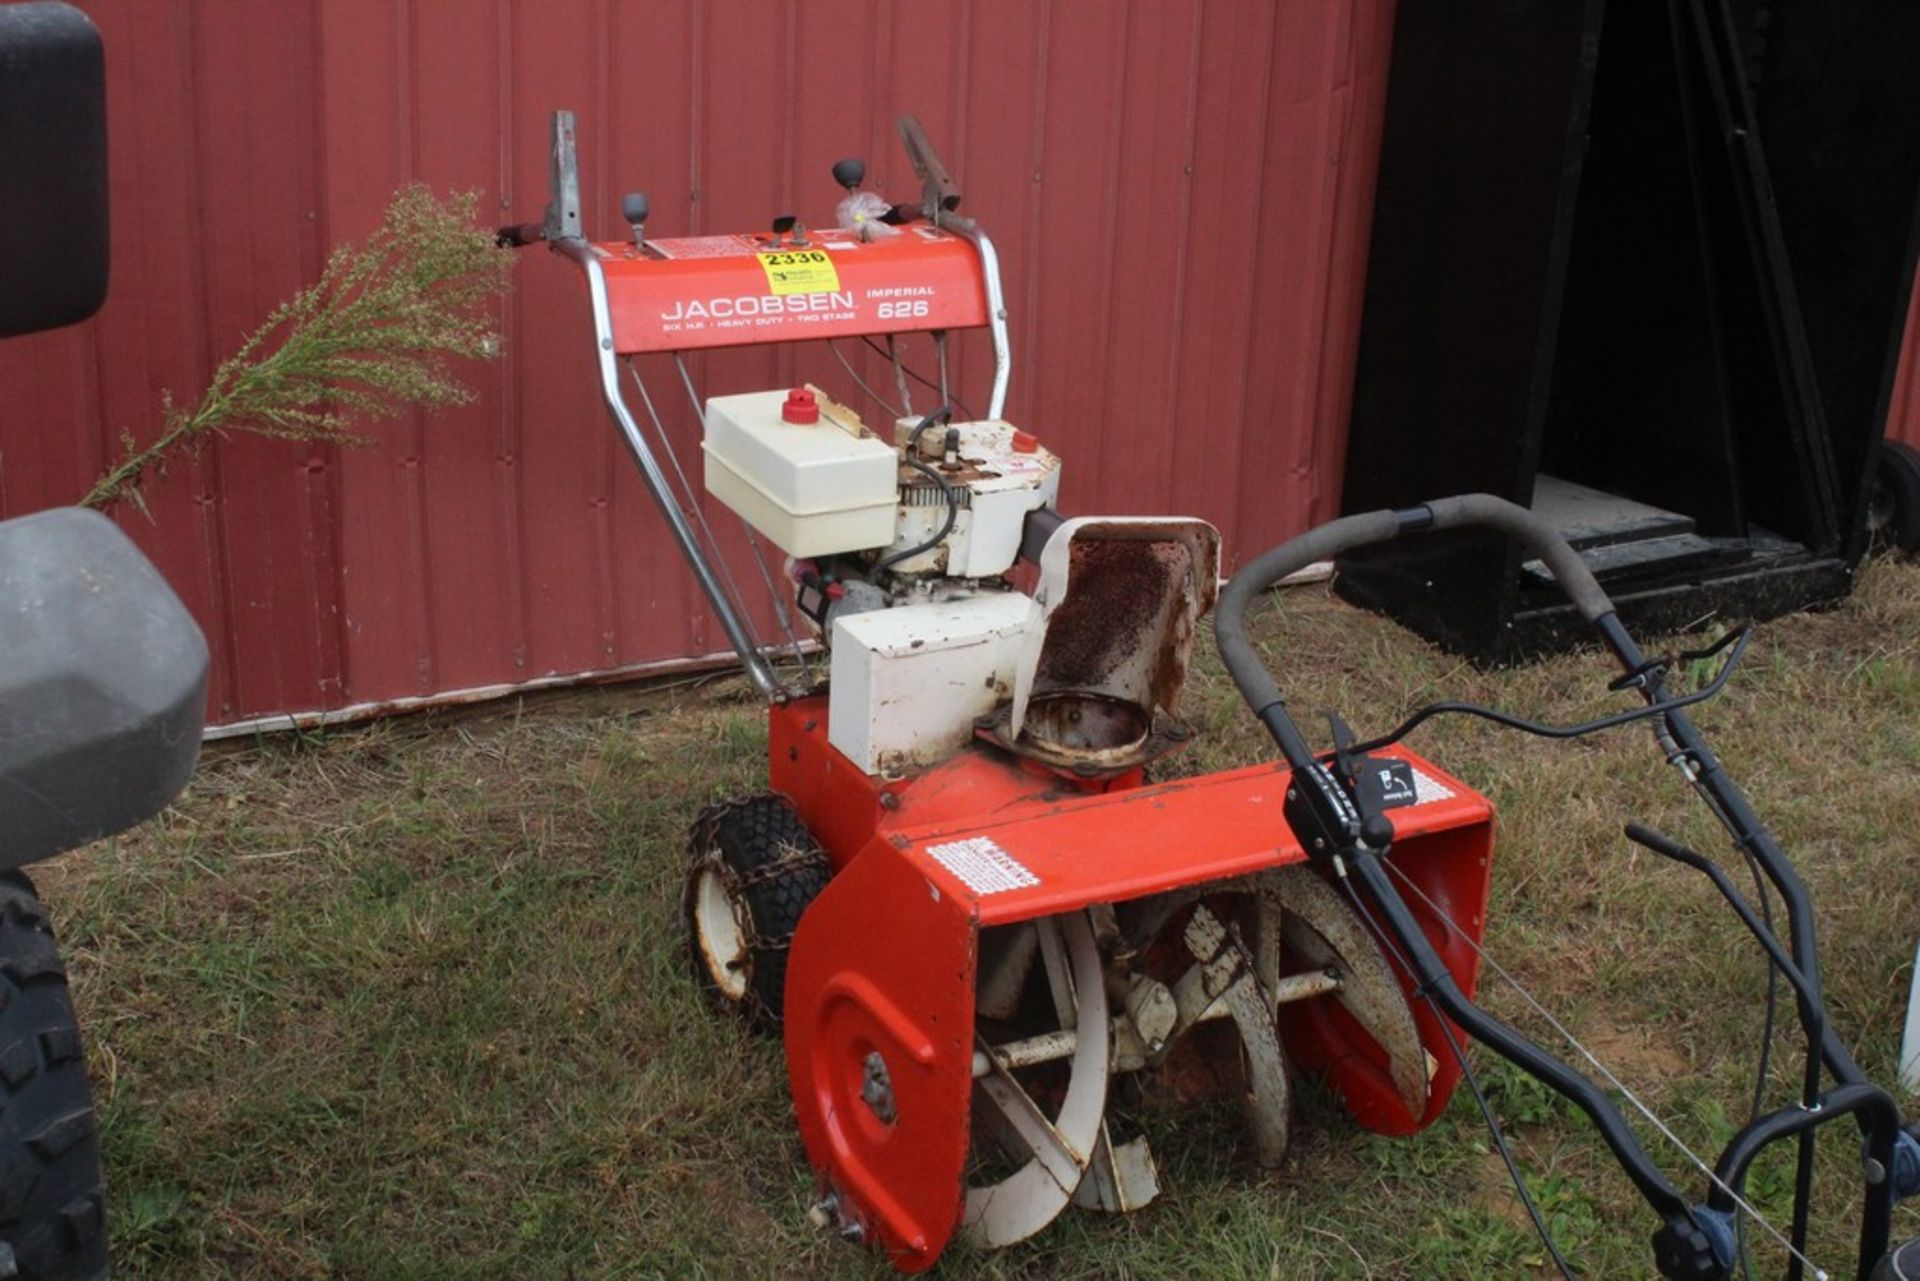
[836,190,899,240]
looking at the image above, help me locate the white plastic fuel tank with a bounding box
[702,386,899,557]
[828,590,1042,775]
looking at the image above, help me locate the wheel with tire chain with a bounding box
[0,872,106,1281]
[683,794,830,1034]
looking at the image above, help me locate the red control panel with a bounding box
[590,225,991,355]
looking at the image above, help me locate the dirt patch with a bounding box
[1471,1147,1537,1234]
[1582,1017,1692,1086]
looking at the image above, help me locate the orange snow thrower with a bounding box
[507,109,1493,1272]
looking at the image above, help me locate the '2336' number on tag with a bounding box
[756,248,840,295]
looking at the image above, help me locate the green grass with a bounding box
[38,558,1920,1278]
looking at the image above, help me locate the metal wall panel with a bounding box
[2,1,1403,724]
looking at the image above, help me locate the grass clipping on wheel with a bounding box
[83,186,513,513]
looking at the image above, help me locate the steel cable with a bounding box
[887,334,915,418]
[1331,877,1579,1280]
[668,356,815,684]
[1373,856,1829,1280]
[828,340,904,420]
[861,333,976,421]
[625,360,806,687]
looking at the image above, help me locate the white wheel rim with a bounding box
[693,868,751,1001]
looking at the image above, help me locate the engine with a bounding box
[701,382,1215,779]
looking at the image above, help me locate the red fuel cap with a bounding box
[782,387,820,424]
[1011,429,1039,453]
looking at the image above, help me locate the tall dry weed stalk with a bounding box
[84,186,512,512]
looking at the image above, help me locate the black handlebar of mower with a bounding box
[1215,496,1917,1275]
[1215,494,1614,719]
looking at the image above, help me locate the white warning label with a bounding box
[1409,766,1456,805]
[926,837,1040,896]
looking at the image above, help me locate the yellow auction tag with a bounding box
[756,248,840,295]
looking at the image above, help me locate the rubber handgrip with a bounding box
[1214,509,1401,715]
[1213,493,1618,717]
[1422,494,1613,623]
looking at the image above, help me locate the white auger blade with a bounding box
[962,911,1110,1248]
[1178,902,1294,1166]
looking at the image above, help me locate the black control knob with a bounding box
[621,192,650,249]
[769,213,808,247]
[832,157,866,191]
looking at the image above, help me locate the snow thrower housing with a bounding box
[498,109,1920,1278]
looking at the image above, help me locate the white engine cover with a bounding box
[829,591,1042,775]
[883,419,1061,578]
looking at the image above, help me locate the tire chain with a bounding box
[686,794,831,959]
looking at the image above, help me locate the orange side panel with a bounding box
[882,749,1490,927]
[784,835,977,1272]
[768,696,893,869]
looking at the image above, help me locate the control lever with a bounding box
[1324,709,1410,848]
[769,214,809,249]
[831,157,866,191]
[542,110,583,243]
[896,114,962,227]
[1325,709,1361,779]
[499,109,585,249]
[830,155,925,237]
[621,191,650,251]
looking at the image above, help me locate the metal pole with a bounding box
[944,219,1011,420]
[554,237,779,700]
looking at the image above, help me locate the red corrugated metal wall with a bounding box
[1,0,1400,725]
[4,2,1914,726]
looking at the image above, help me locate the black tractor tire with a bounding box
[0,873,106,1281]
[1867,439,1920,554]
[683,795,830,1034]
